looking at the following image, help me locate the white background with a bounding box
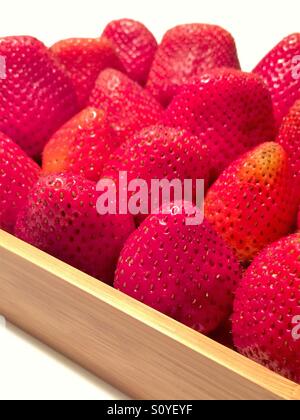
[0,0,299,400]
[1,0,300,70]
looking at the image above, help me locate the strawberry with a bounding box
[89,69,163,143]
[42,107,120,182]
[0,132,40,234]
[15,173,135,284]
[253,33,300,128]
[163,68,276,177]
[205,142,298,263]
[232,233,300,384]
[277,100,300,204]
[0,36,78,157]
[50,37,122,108]
[102,125,211,223]
[147,24,240,106]
[102,19,157,86]
[114,202,242,334]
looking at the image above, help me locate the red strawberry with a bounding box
[277,100,300,204]
[253,33,300,128]
[164,68,276,177]
[50,37,122,108]
[102,19,157,86]
[147,24,240,106]
[114,202,242,335]
[0,36,78,157]
[89,69,163,143]
[0,132,40,233]
[205,142,298,263]
[42,107,120,182]
[232,233,300,384]
[15,173,135,284]
[102,125,210,223]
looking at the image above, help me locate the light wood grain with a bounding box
[0,230,299,400]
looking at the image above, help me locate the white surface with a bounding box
[0,0,299,400]
[0,320,127,400]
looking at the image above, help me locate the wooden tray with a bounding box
[0,229,299,400]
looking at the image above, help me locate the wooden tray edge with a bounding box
[0,230,299,400]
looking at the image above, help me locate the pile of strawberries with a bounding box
[0,19,300,384]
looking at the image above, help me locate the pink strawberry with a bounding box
[89,69,163,143]
[102,18,157,86]
[147,24,240,106]
[253,33,300,128]
[114,202,241,334]
[232,233,300,384]
[277,100,300,204]
[102,125,211,223]
[15,173,135,284]
[50,37,122,108]
[163,68,276,177]
[0,132,40,233]
[0,36,79,157]
[114,202,242,334]
[205,142,298,263]
[42,107,120,182]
